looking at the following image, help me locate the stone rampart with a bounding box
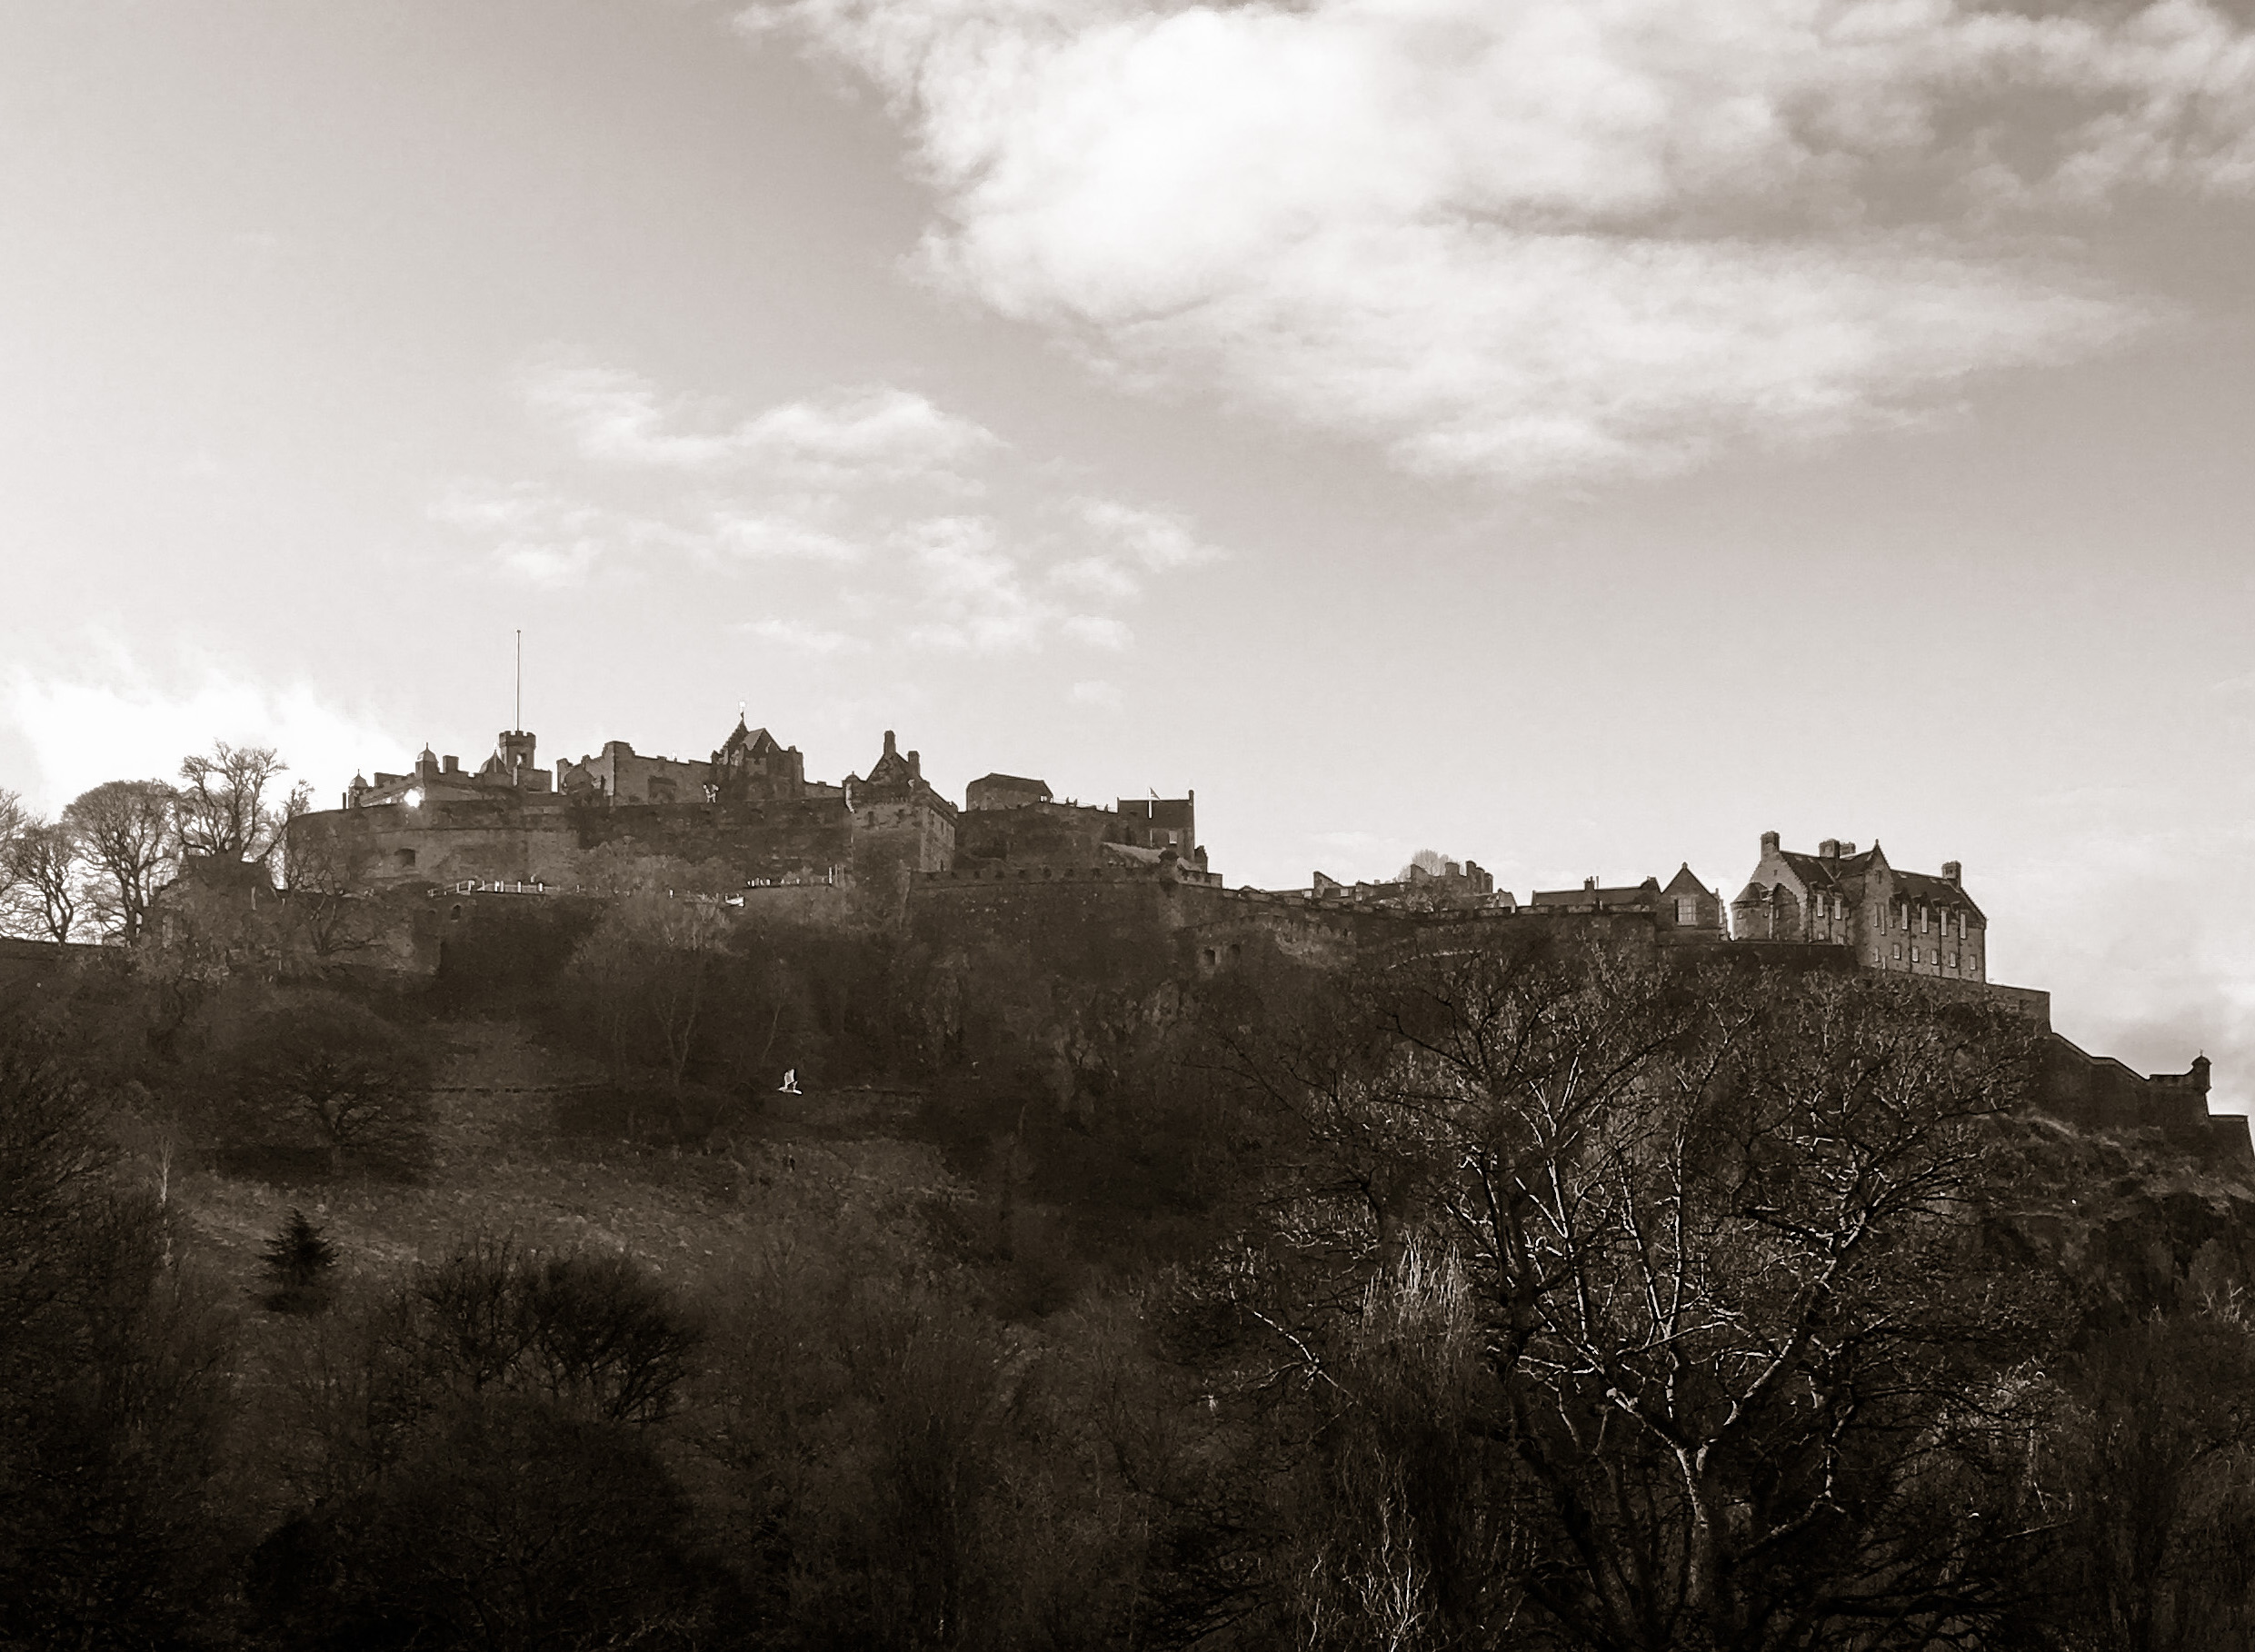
[285,790,952,894]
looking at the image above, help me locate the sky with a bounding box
[3,0,2253,1103]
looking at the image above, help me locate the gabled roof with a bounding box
[1776,848,1878,893]
[1661,863,1712,899]
[718,718,784,758]
[972,772,1051,793]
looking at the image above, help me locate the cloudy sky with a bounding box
[5,0,2253,1100]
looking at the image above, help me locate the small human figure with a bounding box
[778,1069,802,1095]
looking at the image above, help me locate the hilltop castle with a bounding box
[255,720,2246,1160]
[314,725,1997,977]
[303,719,1204,895]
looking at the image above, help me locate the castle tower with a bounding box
[496,729,537,784]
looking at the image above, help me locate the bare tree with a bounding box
[272,813,375,960]
[560,865,732,1099]
[1206,939,2050,1652]
[0,788,26,888]
[62,780,177,943]
[5,821,88,945]
[175,741,290,861]
[225,994,432,1175]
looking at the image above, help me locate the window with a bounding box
[1892,943,1902,960]
[1911,946,1920,964]
[1676,898,1698,924]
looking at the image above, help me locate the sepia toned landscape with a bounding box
[8,732,2255,1648]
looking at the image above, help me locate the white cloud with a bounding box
[1049,554,1140,601]
[733,616,872,655]
[433,483,863,585]
[1070,679,1123,709]
[743,0,2255,481]
[903,515,1053,652]
[1076,497,1220,572]
[450,363,1229,655]
[703,509,865,564]
[5,648,400,817]
[1062,613,1132,650]
[524,363,1001,487]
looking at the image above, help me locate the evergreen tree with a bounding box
[261,1207,337,1313]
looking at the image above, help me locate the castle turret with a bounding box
[497,729,537,782]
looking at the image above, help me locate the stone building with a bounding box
[1310,858,1507,909]
[1529,864,1723,940]
[965,772,1053,811]
[554,740,710,805]
[1116,794,1195,856]
[346,730,554,809]
[1731,833,1987,981]
[294,719,957,892]
[709,718,814,803]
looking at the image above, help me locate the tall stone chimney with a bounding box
[1818,839,1841,859]
[1941,861,1961,885]
[1761,831,1780,857]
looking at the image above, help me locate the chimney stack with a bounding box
[883,730,897,758]
[1941,861,1961,885]
[1818,839,1840,859]
[1760,831,1780,857]
[1583,875,1598,891]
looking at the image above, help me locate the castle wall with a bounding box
[555,742,713,805]
[954,801,1128,868]
[285,791,954,896]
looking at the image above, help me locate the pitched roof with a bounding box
[719,719,784,758]
[1530,877,1661,908]
[1776,848,1878,893]
[1881,867,1986,921]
